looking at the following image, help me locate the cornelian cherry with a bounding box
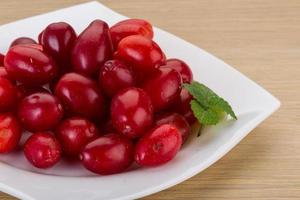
[135,124,182,166]
[111,87,153,138]
[24,132,61,168]
[55,73,105,120]
[71,20,113,77]
[99,60,135,97]
[17,93,64,132]
[80,133,134,175]
[4,45,57,85]
[142,67,182,111]
[56,117,99,158]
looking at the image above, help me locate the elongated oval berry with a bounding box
[154,113,190,143]
[16,84,49,101]
[114,35,165,76]
[135,124,182,166]
[99,60,135,97]
[110,19,153,49]
[55,73,105,120]
[40,22,77,74]
[142,67,182,111]
[0,78,18,112]
[24,132,61,168]
[0,113,22,153]
[161,58,193,83]
[111,87,153,138]
[56,117,99,158]
[17,93,64,132]
[4,45,57,85]
[80,134,134,175]
[71,20,113,77]
[10,37,37,48]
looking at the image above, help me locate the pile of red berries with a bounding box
[0,19,197,175]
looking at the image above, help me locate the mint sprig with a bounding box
[183,81,237,128]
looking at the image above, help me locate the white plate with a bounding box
[0,1,280,200]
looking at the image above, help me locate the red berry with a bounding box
[17,93,64,132]
[56,117,99,158]
[154,113,190,143]
[110,19,153,49]
[10,37,37,48]
[135,124,182,166]
[114,35,165,76]
[0,78,18,112]
[55,73,105,120]
[142,67,182,111]
[173,88,197,124]
[0,113,22,153]
[162,58,193,83]
[80,133,134,175]
[111,87,153,138]
[40,22,77,74]
[16,84,49,101]
[99,60,135,97]
[4,45,57,85]
[71,20,113,78]
[24,132,61,168]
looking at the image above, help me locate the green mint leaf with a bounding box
[190,100,219,125]
[183,81,237,126]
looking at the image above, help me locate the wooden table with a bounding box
[0,0,299,199]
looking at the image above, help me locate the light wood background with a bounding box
[0,0,299,199]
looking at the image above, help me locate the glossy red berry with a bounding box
[110,19,153,49]
[24,132,61,168]
[142,67,182,111]
[80,133,134,175]
[17,93,64,132]
[10,37,37,48]
[155,113,190,143]
[0,113,22,153]
[4,45,57,85]
[111,87,153,138]
[40,22,77,74]
[162,58,193,83]
[55,73,105,120]
[56,117,99,158]
[173,88,197,124]
[114,35,165,76]
[99,60,135,97]
[135,124,182,166]
[71,20,113,77]
[0,78,18,112]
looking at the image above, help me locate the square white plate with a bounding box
[0,1,280,200]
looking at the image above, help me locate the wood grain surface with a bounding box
[0,0,299,199]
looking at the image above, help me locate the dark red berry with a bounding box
[135,124,182,166]
[80,134,134,175]
[24,132,61,168]
[56,117,99,158]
